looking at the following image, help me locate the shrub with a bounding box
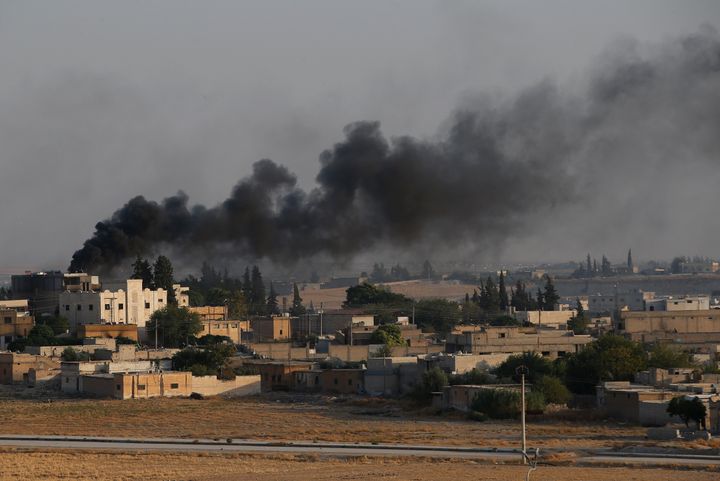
[449,368,494,386]
[525,391,546,414]
[60,347,92,362]
[495,352,554,383]
[471,388,521,419]
[467,410,488,422]
[409,367,448,404]
[533,375,571,405]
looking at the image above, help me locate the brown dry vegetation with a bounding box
[0,450,716,481]
[0,396,645,450]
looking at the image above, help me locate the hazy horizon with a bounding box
[1,1,719,274]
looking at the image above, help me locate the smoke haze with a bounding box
[69,25,720,273]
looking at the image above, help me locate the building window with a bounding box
[65,305,70,311]
[170,383,179,389]
[498,333,506,338]
[158,299,164,303]
[279,330,283,335]
[315,376,319,385]
[231,324,237,328]
[138,384,145,390]
[77,304,82,311]
[105,304,111,310]
[348,379,352,385]
[118,303,124,310]
[65,377,70,383]
[116,385,120,390]
[88,305,93,311]
[145,302,150,309]
[334,378,338,385]
[3,317,11,324]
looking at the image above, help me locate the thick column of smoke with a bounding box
[69,28,720,274]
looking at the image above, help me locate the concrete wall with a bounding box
[191,375,261,397]
[619,310,720,336]
[515,310,575,327]
[0,353,59,384]
[115,371,192,399]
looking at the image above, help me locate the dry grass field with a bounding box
[0,395,645,450]
[0,450,716,481]
[301,280,482,309]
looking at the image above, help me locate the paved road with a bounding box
[0,435,718,466]
[0,435,522,460]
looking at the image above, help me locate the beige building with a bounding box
[618,310,720,342]
[446,326,592,359]
[0,305,34,349]
[59,279,189,333]
[198,319,250,344]
[0,352,60,384]
[514,310,576,328]
[189,306,227,322]
[252,316,291,341]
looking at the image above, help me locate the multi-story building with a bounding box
[59,279,189,337]
[10,272,101,316]
[644,295,710,311]
[445,326,592,359]
[588,289,653,313]
[0,300,34,350]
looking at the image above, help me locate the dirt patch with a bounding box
[0,449,715,481]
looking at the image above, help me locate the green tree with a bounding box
[26,325,56,346]
[369,323,406,347]
[667,396,707,429]
[266,282,280,315]
[172,343,236,376]
[533,375,571,405]
[131,255,154,288]
[60,347,91,361]
[344,283,410,307]
[153,255,176,305]
[414,298,462,334]
[565,334,647,393]
[542,276,559,310]
[647,343,694,369]
[409,367,448,403]
[290,283,306,316]
[37,315,70,335]
[498,273,509,311]
[204,287,230,307]
[567,298,590,334]
[227,289,248,319]
[601,255,612,276]
[471,388,521,419]
[421,260,435,280]
[147,305,202,348]
[495,352,554,383]
[250,266,266,315]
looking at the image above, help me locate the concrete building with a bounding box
[0,352,60,384]
[78,323,138,341]
[199,319,250,344]
[60,359,173,394]
[251,316,291,341]
[189,306,227,322]
[617,310,720,342]
[420,352,511,374]
[644,295,710,311]
[445,326,592,359]
[294,368,366,394]
[59,279,189,335]
[0,303,34,349]
[247,360,318,392]
[364,356,419,396]
[514,310,576,328]
[588,289,653,313]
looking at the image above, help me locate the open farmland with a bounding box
[0,394,646,451]
[0,450,717,481]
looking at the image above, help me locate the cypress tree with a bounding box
[153,255,176,305]
[498,272,509,311]
[290,283,306,316]
[266,282,279,315]
[131,255,153,289]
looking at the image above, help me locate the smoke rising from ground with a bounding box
[69,27,720,273]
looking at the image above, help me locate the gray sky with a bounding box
[1,0,719,272]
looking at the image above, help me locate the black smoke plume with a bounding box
[69,27,720,273]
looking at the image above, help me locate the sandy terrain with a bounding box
[0,395,644,450]
[0,450,716,481]
[301,280,480,309]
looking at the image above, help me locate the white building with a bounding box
[59,280,189,333]
[588,289,653,313]
[644,295,710,312]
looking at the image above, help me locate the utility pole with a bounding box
[516,364,529,464]
[319,302,324,337]
[411,301,415,325]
